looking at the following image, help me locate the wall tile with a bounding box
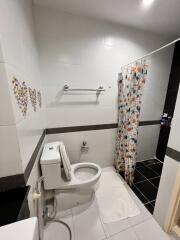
[46,129,116,167]
[0,125,22,177]
[154,156,180,227]
[168,86,180,151]
[16,110,44,171]
[140,46,174,121]
[0,63,15,125]
[137,125,160,161]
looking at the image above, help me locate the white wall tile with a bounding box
[140,45,174,121]
[0,125,22,177]
[46,129,116,167]
[137,125,160,161]
[0,63,15,125]
[154,156,180,227]
[168,85,180,151]
[16,111,44,171]
[0,0,44,178]
[34,5,168,129]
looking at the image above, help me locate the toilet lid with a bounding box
[59,142,71,181]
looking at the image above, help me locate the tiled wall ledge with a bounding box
[0,120,160,191]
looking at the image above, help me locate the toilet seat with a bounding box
[58,162,101,189]
[59,142,71,181]
[58,142,101,189]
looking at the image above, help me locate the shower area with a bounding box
[117,41,180,214]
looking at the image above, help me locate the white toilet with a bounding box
[40,142,101,210]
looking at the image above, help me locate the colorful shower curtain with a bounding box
[115,60,148,186]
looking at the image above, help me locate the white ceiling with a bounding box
[34,0,180,39]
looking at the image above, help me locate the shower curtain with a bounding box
[115,60,148,186]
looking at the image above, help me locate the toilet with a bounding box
[40,142,101,209]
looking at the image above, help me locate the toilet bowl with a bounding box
[40,142,101,191]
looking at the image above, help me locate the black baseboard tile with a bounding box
[46,120,160,135]
[166,147,180,162]
[0,174,25,192]
[46,123,118,134]
[139,120,161,126]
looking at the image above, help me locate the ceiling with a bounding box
[34,0,180,39]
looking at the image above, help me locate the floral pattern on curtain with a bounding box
[115,60,148,186]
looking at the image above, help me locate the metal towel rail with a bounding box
[63,85,105,93]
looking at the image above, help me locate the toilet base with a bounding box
[55,188,94,211]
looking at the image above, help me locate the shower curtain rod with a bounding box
[121,36,180,69]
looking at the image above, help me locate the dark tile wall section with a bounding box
[0,186,30,226]
[0,174,25,192]
[156,42,180,161]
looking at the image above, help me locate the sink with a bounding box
[0,217,39,240]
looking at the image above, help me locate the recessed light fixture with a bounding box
[142,0,155,7]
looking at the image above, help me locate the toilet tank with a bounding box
[40,142,61,190]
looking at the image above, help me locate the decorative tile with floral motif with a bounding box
[29,87,37,111]
[37,91,42,108]
[12,77,28,116]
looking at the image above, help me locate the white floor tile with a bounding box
[123,180,152,227]
[102,218,131,238]
[133,218,171,240]
[96,195,131,238]
[55,209,72,219]
[108,228,138,240]
[72,199,106,240]
[43,214,74,240]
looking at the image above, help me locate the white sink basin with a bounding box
[0,217,38,240]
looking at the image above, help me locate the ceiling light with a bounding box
[142,0,155,6]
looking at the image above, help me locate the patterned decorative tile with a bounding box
[12,77,28,116]
[29,87,37,111]
[37,91,42,108]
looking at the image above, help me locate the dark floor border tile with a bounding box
[166,146,180,162]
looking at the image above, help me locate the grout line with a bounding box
[154,157,163,164]
[135,170,160,189]
[132,184,150,203]
[94,197,109,239]
[144,200,156,205]
[135,168,160,188]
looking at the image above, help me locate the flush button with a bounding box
[49,147,54,150]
